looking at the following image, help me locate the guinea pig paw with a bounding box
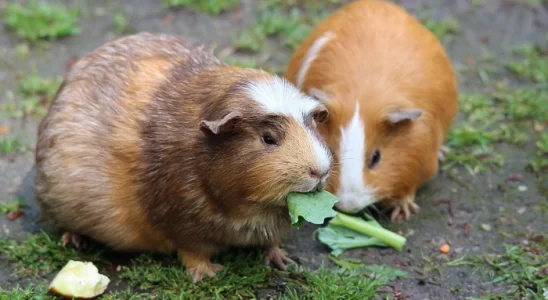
[189,263,224,284]
[390,199,420,221]
[264,246,296,271]
[61,232,83,249]
[438,146,451,163]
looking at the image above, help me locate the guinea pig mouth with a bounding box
[291,180,325,193]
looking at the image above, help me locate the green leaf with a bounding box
[287,190,338,228]
[317,224,387,257]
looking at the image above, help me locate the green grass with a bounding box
[420,16,461,41]
[531,132,548,171]
[232,0,332,53]
[0,231,106,278]
[0,283,57,300]
[233,7,314,52]
[165,0,240,15]
[119,250,274,298]
[506,44,547,83]
[448,242,548,299]
[0,231,407,299]
[3,0,80,42]
[441,42,548,174]
[444,83,548,174]
[113,12,130,33]
[0,199,23,213]
[523,0,548,8]
[287,257,408,299]
[0,137,26,154]
[117,250,408,298]
[0,69,61,118]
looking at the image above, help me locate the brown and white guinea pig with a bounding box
[284,0,458,221]
[35,32,332,283]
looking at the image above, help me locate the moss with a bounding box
[3,0,80,42]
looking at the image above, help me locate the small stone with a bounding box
[518,185,528,192]
[506,173,523,181]
[481,224,492,231]
[517,207,526,214]
[94,7,106,16]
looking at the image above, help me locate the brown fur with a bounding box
[284,0,458,219]
[35,32,331,282]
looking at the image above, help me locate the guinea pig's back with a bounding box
[287,0,457,132]
[35,33,211,252]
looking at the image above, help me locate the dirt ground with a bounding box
[0,0,547,299]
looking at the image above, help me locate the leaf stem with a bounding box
[329,213,406,252]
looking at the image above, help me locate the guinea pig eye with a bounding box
[368,150,381,169]
[262,135,278,146]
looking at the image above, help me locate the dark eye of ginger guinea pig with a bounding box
[34,33,333,284]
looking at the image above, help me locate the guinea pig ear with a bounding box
[199,111,243,135]
[386,108,423,124]
[312,104,329,124]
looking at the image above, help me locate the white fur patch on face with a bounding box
[335,102,377,213]
[244,76,319,121]
[244,76,332,176]
[296,31,335,89]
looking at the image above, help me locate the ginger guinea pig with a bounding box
[284,0,458,220]
[35,32,332,283]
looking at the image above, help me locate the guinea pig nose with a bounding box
[309,168,321,179]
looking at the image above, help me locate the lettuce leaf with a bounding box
[287,191,339,228]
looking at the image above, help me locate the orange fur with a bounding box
[285,0,458,219]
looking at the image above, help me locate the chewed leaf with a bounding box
[287,191,339,228]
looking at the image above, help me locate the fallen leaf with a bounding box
[465,56,474,65]
[39,96,49,105]
[463,224,471,236]
[435,199,455,217]
[161,13,176,25]
[0,124,9,135]
[7,210,23,220]
[506,173,523,181]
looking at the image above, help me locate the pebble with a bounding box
[518,185,528,192]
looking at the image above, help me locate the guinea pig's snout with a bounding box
[309,167,330,191]
[335,189,376,214]
[308,167,328,180]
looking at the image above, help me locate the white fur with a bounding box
[296,31,335,88]
[335,102,377,213]
[244,76,332,174]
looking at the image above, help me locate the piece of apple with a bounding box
[48,260,110,299]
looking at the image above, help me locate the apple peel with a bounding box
[48,260,110,299]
